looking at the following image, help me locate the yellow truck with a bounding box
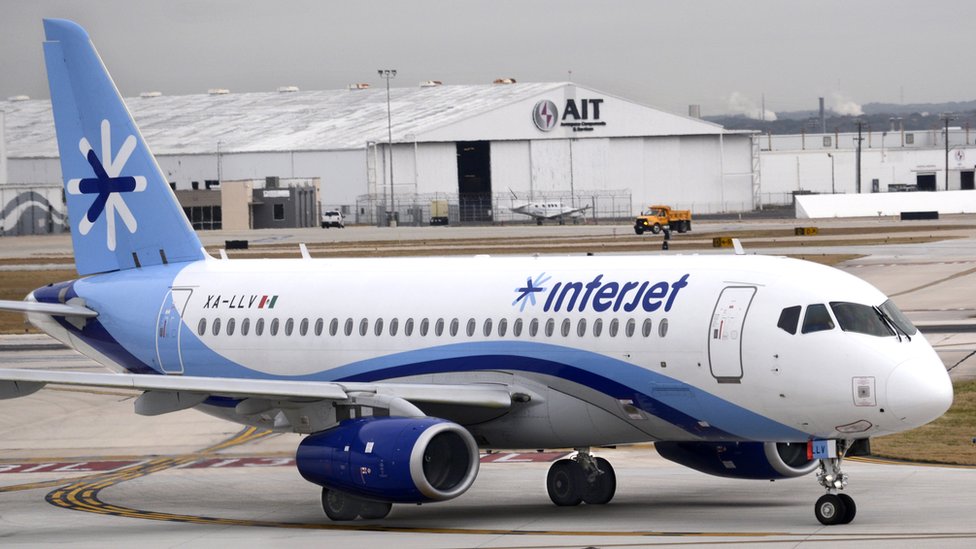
[633,205,692,235]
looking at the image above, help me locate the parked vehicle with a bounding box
[321,210,345,228]
[634,205,692,235]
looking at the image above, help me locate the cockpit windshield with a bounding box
[878,299,918,336]
[830,302,894,337]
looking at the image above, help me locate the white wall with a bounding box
[796,190,976,218]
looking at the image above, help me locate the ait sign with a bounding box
[532,98,607,133]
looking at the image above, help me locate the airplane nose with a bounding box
[886,358,954,428]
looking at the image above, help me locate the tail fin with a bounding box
[43,19,203,275]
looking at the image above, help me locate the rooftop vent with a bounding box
[492,78,517,85]
[348,83,371,90]
[419,80,443,87]
[208,88,230,95]
[140,91,162,99]
[7,95,30,101]
[277,86,300,93]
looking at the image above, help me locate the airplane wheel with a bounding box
[322,488,362,521]
[536,219,543,226]
[581,457,616,505]
[651,223,662,234]
[547,459,584,506]
[359,500,393,520]
[814,493,847,526]
[837,493,856,524]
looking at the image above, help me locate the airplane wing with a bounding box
[0,299,97,318]
[0,368,515,429]
[541,205,591,219]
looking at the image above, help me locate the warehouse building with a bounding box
[1,82,757,231]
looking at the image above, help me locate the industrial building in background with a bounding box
[7,82,976,234]
[1,82,756,233]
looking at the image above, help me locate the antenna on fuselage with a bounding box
[732,238,745,255]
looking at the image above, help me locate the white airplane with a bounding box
[509,192,590,225]
[0,19,954,526]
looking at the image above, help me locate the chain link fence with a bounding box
[354,190,633,226]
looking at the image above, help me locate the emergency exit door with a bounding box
[155,288,193,374]
[708,286,756,383]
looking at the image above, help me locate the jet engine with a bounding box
[655,441,819,480]
[296,417,480,503]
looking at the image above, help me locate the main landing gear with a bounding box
[546,448,617,506]
[813,447,856,525]
[321,488,392,521]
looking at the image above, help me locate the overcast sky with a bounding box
[3,0,975,119]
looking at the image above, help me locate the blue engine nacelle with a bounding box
[296,417,480,503]
[655,441,819,480]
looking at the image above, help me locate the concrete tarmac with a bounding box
[2,217,976,547]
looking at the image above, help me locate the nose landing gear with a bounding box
[546,448,617,506]
[814,443,856,525]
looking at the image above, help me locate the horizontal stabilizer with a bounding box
[0,299,97,318]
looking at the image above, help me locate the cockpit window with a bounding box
[801,304,835,334]
[777,306,801,334]
[830,302,894,337]
[879,299,918,336]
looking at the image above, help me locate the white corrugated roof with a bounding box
[2,82,727,158]
[2,83,573,157]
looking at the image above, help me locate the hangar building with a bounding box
[1,82,756,229]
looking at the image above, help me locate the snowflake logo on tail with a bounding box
[66,119,147,251]
[513,273,551,312]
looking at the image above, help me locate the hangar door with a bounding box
[457,141,492,222]
[708,286,755,383]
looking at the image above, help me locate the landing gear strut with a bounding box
[546,448,617,506]
[321,488,392,521]
[813,442,856,525]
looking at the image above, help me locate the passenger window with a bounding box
[777,306,802,335]
[359,318,369,336]
[420,318,430,336]
[344,318,353,336]
[658,318,669,337]
[449,318,459,337]
[389,318,399,336]
[329,318,338,336]
[593,318,603,337]
[625,318,636,337]
[801,304,835,334]
[256,318,265,336]
[405,318,414,336]
[300,318,309,336]
[241,318,250,336]
[198,318,207,336]
[642,318,652,337]
[483,318,493,337]
[212,318,221,336]
[513,318,523,337]
[545,318,555,337]
[560,318,571,337]
[498,318,507,337]
[577,318,587,337]
[609,318,619,337]
[284,318,294,336]
[467,318,476,337]
[227,318,236,336]
[270,318,280,336]
[374,318,384,336]
[435,318,445,336]
[314,318,324,336]
[830,302,893,337]
[529,318,539,337]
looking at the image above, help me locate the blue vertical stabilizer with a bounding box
[43,19,204,275]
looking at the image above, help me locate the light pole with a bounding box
[827,153,835,194]
[378,69,397,226]
[941,113,954,191]
[216,140,223,184]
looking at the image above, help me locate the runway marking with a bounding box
[27,432,976,540]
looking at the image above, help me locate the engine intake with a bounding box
[655,441,818,480]
[296,417,479,503]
